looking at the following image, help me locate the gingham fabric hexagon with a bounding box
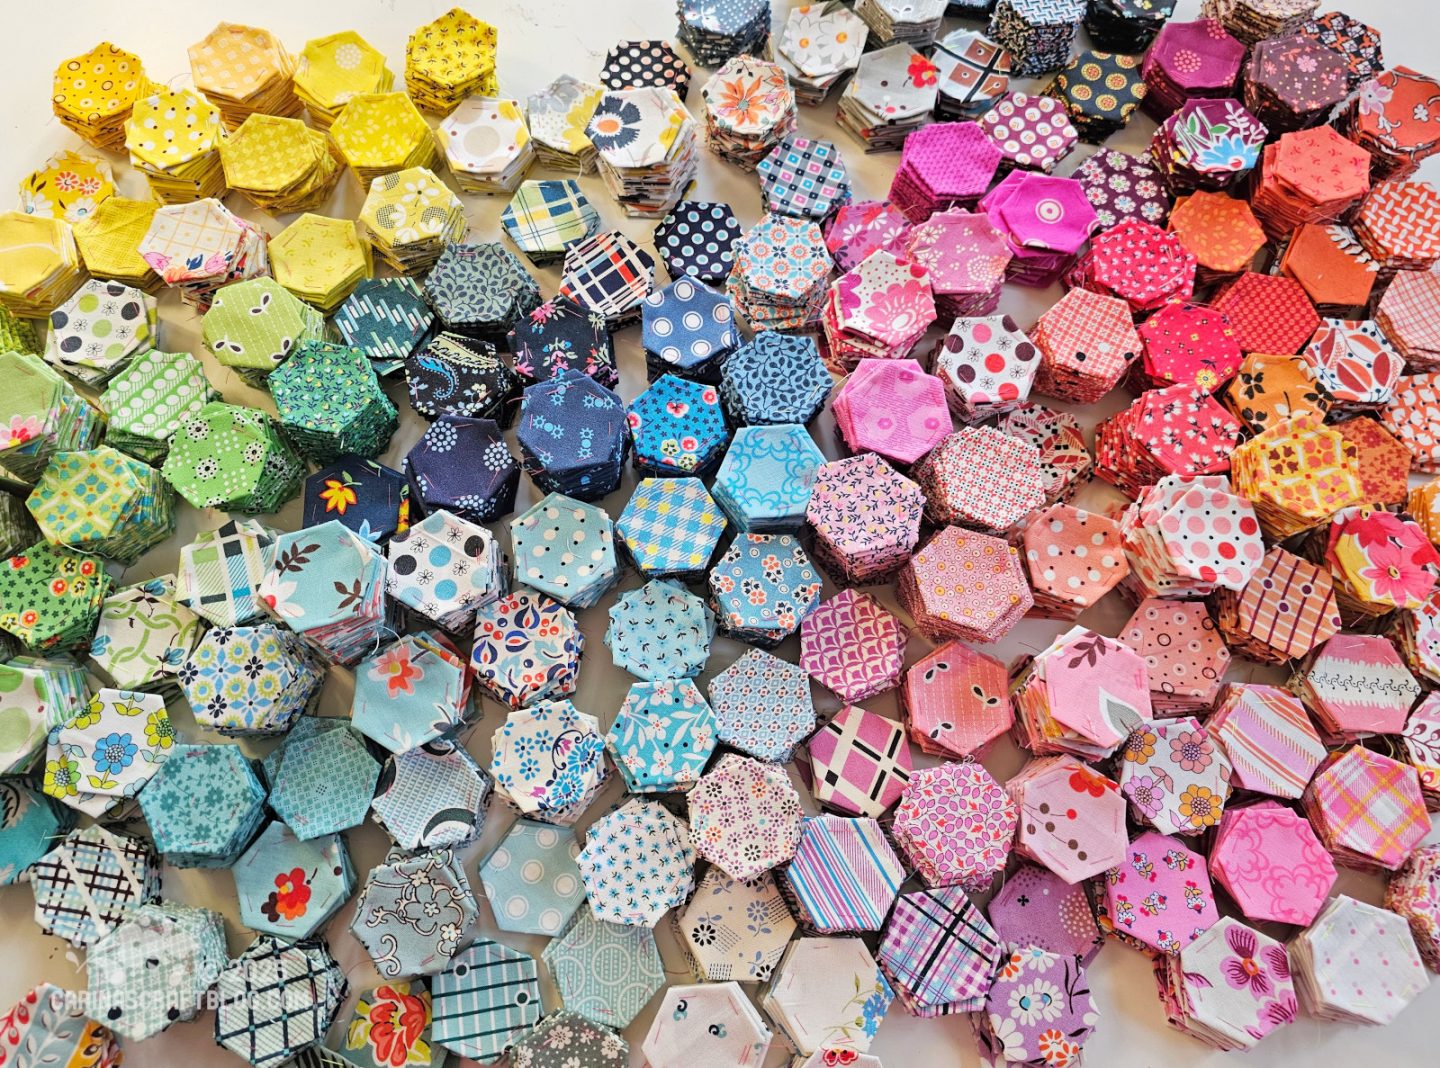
[616,477,728,579]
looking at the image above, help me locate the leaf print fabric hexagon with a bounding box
[605,678,717,793]
[893,762,1017,891]
[471,589,583,710]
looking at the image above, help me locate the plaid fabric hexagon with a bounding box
[616,478,728,579]
[880,887,1000,1013]
[1303,746,1429,871]
[214,936,346,1068]
[29,826,160,947]
[807,704,914,818]
[502,181,601,264]
[177,519,276,628]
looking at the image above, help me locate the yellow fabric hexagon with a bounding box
[51,42,153,150]
[270,214,373,313]
[294,31,393,126]
[332,92,440,185]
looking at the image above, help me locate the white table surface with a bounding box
[2,1,1438,1065]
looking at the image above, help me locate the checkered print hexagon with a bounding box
[214,935,347,1068]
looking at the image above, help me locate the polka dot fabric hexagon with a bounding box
[653,201,743,284]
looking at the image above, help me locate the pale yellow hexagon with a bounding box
[270,214,372,308]
[0,213,83,316]
[189,22,293,102]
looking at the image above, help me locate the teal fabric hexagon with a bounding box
[711,424,824,533]
[353,632,471,752]
[371,738,491,851]
[479,818,585,936]
[542,906,664,1029]
[431,938,541,1062]
[604,580,714,681]
[138,742,268,867]
[233,821,355,941]
[267,718,379,840]
[606,679,717,793]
